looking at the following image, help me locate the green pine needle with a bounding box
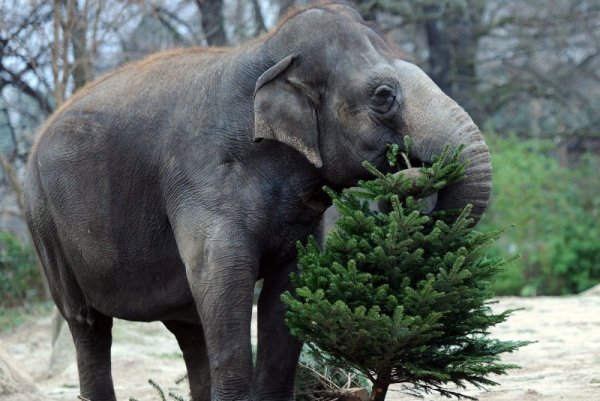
[148,379,167,401]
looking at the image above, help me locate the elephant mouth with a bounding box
[374,146,440,214]
[373,135,492,219]
[400,161,439,213]
[375,142,426,175]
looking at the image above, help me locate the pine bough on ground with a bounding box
[282,140,530,401]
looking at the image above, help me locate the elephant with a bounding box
[24,2,492,401]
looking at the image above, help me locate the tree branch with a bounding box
[0,70,54,116]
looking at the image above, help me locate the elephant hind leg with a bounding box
[163,320,211,401]
[27,202,116,400]
[67,311,116,401]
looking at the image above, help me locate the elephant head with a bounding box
[253,4,492,222]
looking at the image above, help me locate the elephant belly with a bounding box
[91,260,193,324]
[44,191,195,322]
[61,226,195,321]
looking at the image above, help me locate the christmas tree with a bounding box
[282,140,529,401]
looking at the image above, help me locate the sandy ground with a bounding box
[1,292,600,401]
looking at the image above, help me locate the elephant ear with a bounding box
[253,55,322,168]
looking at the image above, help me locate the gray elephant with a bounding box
[24,3,491,401]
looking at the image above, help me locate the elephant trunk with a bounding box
[394,60,492,223]
[418,117,492,223]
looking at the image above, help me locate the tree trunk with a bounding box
[278,0,294,19]
[369,379,389,401]
[196,0,227,46]
[251,0,267,34]
[51,0,64,107]
[71,1,93,91]
[422,1,484,124]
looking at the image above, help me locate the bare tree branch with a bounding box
[0,70,54,116]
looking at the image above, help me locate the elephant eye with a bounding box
[370,85,396,114]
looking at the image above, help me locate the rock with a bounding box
[0,340,37,395]
[335,387,369,401]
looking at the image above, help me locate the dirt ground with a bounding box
[1,290,600,401]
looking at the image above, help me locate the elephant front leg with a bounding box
[254,261,303,401]
[186,236,258,401]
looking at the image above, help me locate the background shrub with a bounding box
[0,231,41,305]
[479,134,600,295]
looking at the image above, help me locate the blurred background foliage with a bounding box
[0,0,599,309]
[0,231,40,304]
[479,135,600,295]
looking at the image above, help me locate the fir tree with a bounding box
[282,140,529,401]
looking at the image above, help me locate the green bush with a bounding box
[479,134,600,295]
[0,231,41,306]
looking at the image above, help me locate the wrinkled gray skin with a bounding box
[25,3,491,401]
